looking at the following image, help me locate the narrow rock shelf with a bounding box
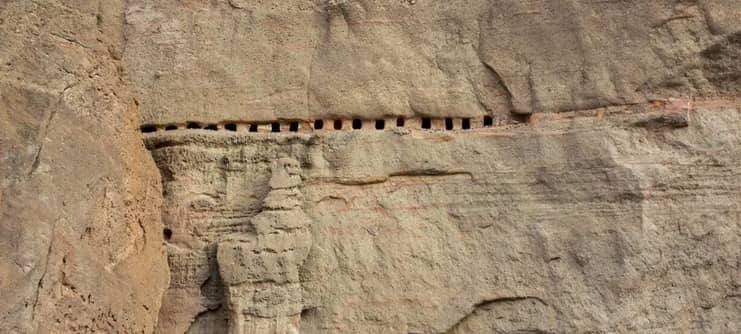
[140,116,503,134]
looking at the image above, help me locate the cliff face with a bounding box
[143,100,741,333]
[125,0,740,124]
[0,1,168,333]
[1,1,740,333]
[126,1,740,333]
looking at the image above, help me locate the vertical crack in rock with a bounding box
[27,95,62,177]
[30,219,58,321]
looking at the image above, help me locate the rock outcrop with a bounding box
[218,157,312,334]
[142,99,741,334]
[125,0,740,123]
[0,1,168,332]
[2,1,740,333]
[127,3,740,331]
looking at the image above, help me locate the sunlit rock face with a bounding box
[142,98,741,333]
[1,1,740,333]
[125,0,739,123]
[130,1,740,333]
[0,1,168,333]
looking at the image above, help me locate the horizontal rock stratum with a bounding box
[1,1,740,333]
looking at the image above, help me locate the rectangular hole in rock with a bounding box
[187,122,202,129]
[271,122,281,132]
[484,116,493,127]
[352,119,362,129]
[289,121,299,132]
[141,125,157,133]
[397,117,405,127]
[204,124,218,131]
[334,120,343,130]
[445,118,453,130]
[421,118,431,129]
[314,120,324,130]
[249,124,258,132]
[224,123,237,131]
[375,119,385,130]
[462,118,471,130]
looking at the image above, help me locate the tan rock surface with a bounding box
[133,1,739,333]
[143,99,741,334]
[125,0,740,123]
[0,1,168,332]
[2,1,741,333]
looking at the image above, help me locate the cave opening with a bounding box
[163,228,172,240]
[445,118,453,130]
[421,118,431,129]
[462,118,471,130]
[483,116,493,127]
[375,119,385,130]
[141,125,157,133]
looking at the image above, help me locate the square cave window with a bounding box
[352,119,362,129]
[462,118,471,130]
[483,116,493,127]
[445,118,453,130]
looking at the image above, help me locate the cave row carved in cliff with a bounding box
[140,116,500,134]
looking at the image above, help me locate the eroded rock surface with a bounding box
[0,1,168,332]
[2,1,740,333]
[130,1,740,333]
[125,0,740,122]
[143,99,741,334]
[218,158,312,334]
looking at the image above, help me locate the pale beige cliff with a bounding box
[125,0,740,124]
[2,1,741,334]
[126,1,740,333]
[143,100,741,333]
[0,1,168,333]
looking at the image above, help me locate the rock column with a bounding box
[217,158,312,334]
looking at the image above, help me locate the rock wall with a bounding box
[1,1,740,333]
[125,0,740,123]
[128,1,740,333]
[0,1,168,332]
[141,99,741,334]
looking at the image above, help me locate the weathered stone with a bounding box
[0,1,168,332]
[144,100,741,333]
[2,1,741,333]
[125,0,740,122]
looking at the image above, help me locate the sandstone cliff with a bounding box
[128,1,740,333]
[0,1,168,332]
[2,1,741,333]
[142,100,741,333]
